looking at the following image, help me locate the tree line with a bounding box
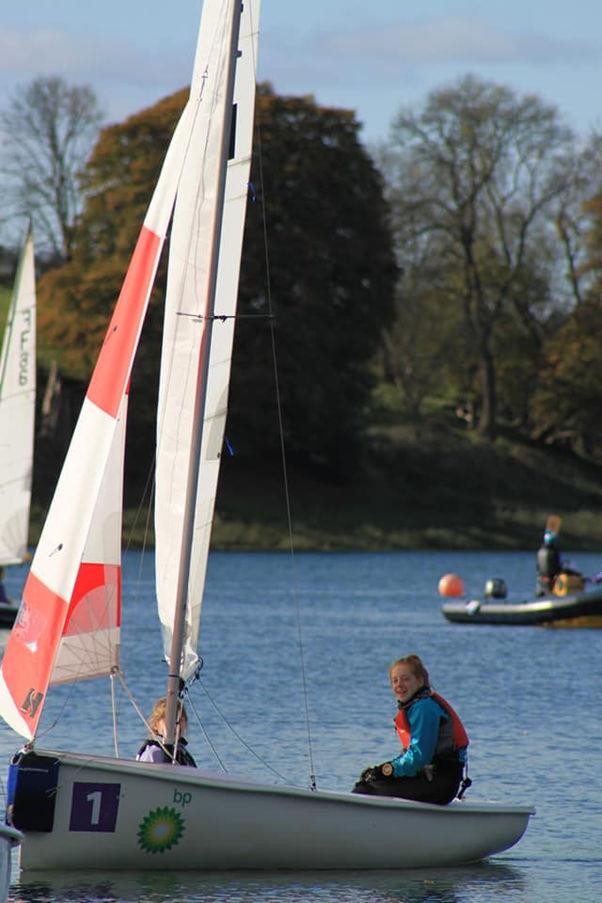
[377,75,602,452]
[1,73,602,502]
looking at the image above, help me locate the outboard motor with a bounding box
[7,751,59,832]
[484,578,507,599]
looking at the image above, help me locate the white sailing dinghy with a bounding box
[0,0,532,871]
[0,226,36,626]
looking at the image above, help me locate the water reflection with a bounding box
[11,862,526,903]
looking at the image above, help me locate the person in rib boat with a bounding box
[352,654,469,804]
[136,697,197,767]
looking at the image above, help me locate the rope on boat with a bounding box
[192,678,300,785]
[110,669,120,757]
[184,686,229,774]
[115,668,183,762]
[254,107,318,793]
[122,452,156,609]
[173,662,228,771]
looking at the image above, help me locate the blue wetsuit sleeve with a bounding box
[390,698,445,777]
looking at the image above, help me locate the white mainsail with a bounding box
[155,0,260,678]
[0,227,36,567]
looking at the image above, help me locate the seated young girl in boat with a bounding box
[352,654,468,804]
[136,697,197,767]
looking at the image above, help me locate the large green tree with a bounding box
[231,85,398,473]
[38,84,397,489]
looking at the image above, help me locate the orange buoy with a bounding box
[438,573,464,597]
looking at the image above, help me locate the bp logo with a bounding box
[137,806,185,853]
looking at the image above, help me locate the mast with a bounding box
[163,0,244,746]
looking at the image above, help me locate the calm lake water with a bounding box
[2,549,602,902]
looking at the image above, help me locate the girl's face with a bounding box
[390,663,424,704]
[156,715,187,737]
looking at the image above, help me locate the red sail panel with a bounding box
[87,227,162,418]
[62,563,121,635]
[1,572,68,737]
[50,562,122,686]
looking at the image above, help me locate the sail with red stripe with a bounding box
[0,100,195,740]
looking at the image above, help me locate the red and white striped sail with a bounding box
[0,226,36,567]
[0,100,195,740]
[155,0,260,677]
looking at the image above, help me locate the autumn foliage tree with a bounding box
[36,90,186,492]
[37,89,187,379]
[532,186,602,456]
[532,299,602,456]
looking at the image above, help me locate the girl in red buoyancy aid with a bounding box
[352,654,469,804]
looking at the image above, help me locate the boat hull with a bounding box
[441,587,602,626]
[9,750,532,871]
[0,823,22,902]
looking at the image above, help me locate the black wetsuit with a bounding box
[136,737,197,767]
[536,543,561,595]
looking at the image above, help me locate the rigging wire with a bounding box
[184,686,229,774]
[122,440,156,596]
[114,668,180,762]
[110,670,120,757]
[189,679,298,786]
[252,93,318,792]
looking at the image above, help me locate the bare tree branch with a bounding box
[0,76,103,260]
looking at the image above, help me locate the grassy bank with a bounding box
[212,429,602,551]
[27,421,602,553]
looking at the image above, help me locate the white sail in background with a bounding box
[0,227,36,567]
[155,0,260,678]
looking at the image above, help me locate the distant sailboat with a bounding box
[0,226,35,627]
[0,0,532,871]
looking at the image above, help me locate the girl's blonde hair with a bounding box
[148,697,188,734]
[388,653,430,687]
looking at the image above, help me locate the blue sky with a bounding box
[1,0,602,143]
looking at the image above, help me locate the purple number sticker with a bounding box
[69,782,121,832]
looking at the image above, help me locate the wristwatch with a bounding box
[381,762,393,777]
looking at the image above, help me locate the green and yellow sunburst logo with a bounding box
[137,806,185,853]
